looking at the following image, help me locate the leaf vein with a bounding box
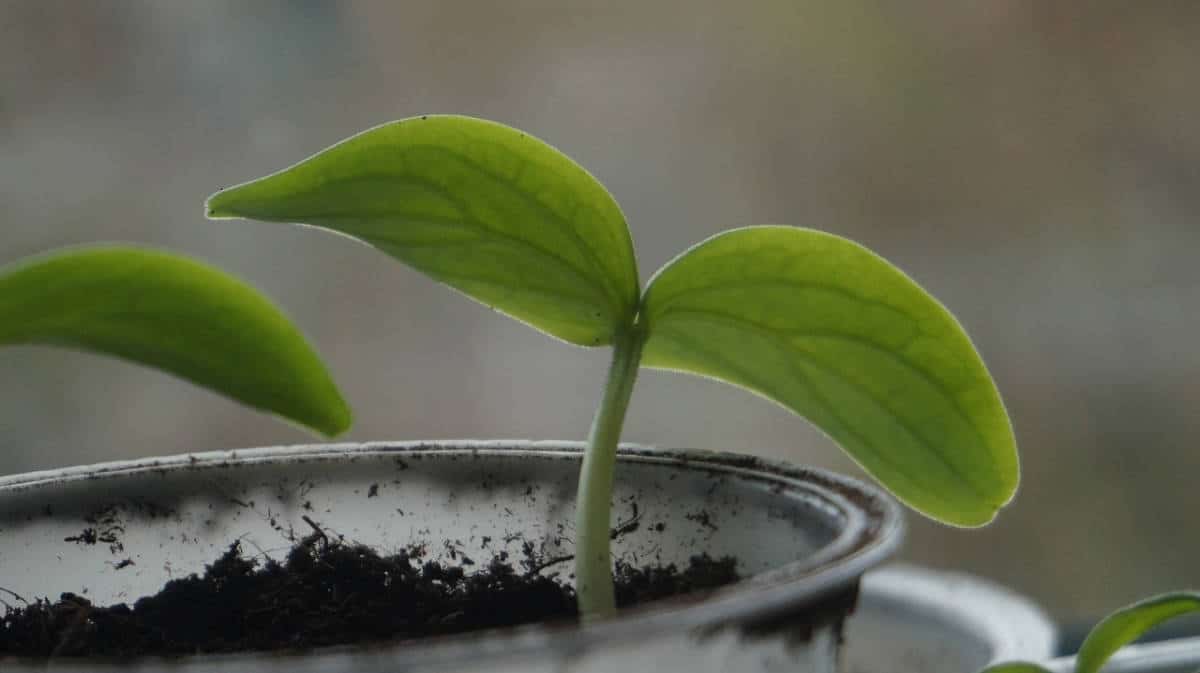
[650,279,914,323]
[651,325,923,491]
[653,310,992,502]
[400,142,629,311]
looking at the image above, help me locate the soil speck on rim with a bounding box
[0,533,739,657]
[686,509,719,532]
[63,528,100,546]
[63,501,175,556]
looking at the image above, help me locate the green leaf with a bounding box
[640,226,1017,526]
[207,115,639,347]
[977,663,1055,673]
[0,246,351,437]
[1076,592,1200,673]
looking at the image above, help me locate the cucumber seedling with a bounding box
[207,115,1019,618]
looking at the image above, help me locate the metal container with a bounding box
[0,441,902,672]
[843,564,1058,673]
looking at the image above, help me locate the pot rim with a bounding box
[0,440,905,668]
[857,563,1058,666]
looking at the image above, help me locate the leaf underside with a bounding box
[641,226,1018,526]
[0,246,351,437]
[1075,592,1200,673]
[206,115,639,347]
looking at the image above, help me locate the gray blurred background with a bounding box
[2,2,1197,624]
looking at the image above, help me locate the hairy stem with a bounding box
[575,321,646,619]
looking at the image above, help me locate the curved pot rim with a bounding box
[857,563,1058,666]
[0,440,905,669]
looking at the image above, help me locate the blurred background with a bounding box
[2,1,1197,627]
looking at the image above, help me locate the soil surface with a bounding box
[0,531,738,657]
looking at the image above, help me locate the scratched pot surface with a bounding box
[0,442,901,672]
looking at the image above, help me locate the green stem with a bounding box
[575,321,646,619]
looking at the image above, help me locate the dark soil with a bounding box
[0,532,738,658]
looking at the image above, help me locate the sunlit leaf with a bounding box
[0,246,351,436]
[640,226,1017,526]
[1076,592,1200,673]
[207,115,639,347]
[977,663,1055,673]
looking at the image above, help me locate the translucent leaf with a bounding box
[640,226,1018,526]
[0,246,351,436]
[1076,592,1200,673]
[207,115,639,346]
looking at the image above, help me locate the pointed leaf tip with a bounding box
[205,115,639,347]
[205,188,240,219]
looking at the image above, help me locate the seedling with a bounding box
[0,245,349,436]
[206,115,1019,618]
[980,591,1200,673]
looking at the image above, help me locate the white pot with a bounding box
[844,564,1057,672]
[0,441,903,672]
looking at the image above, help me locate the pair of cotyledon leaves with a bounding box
[1,115,1016,527]
[981,592,1200,673]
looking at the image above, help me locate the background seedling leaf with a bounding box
[0,246,351,436]
[1076,592,1200,673]
[641,226,1017,526]
[207,115,639,347]
[977,664,1055,673]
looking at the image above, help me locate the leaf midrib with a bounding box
[238,172,622,321]
[648,278,915,323]
[399,140,632,311]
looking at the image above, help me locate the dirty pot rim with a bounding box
[0,440,905,669]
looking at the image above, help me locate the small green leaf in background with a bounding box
[207,115,639,347]
[0,246,351,437]
[640,226,1018,526]
[1075,592,1200,673]
[977,663,1055,673]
